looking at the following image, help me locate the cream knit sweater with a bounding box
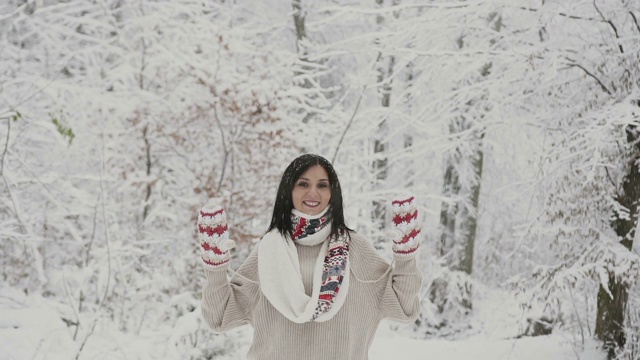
[201,231,422,360]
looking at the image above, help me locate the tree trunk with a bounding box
[371,55,394,228]
[291,0,306,51]
[371,0,396,230]
[458,131,484,274]
[438,159,460,262]
[430,20,492,312]
[372,135,388,229]
[595,275,629,359]
[595,124,640,358]
[291,0,315,127]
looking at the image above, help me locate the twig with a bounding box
[85,197,100,267]
[593,0,624,53]
[0,118,9,176]
[75,317,99,360]
[209,44,230,194]
[567,63,612,95]
[6,148,70,213]
[332,52,383,163]
[1,175,26,232]
[142,125,152,221]
[98,129,111,310]
[630,11,640,34]
[331,90,364,163]
[567,284,585,346]
[319,2,478,14]
[518,6,598,21]
[28,336,47,360]
[212,103,230,193]
[604,167,617,189]
[136,306,147,336]
[585,293,592,336]
[62,269,82,340]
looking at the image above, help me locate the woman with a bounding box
[198,154,422,359]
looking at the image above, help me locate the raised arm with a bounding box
[198,204,260,332]
[380,195,423,321]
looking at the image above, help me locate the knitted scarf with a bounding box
[258,207,350,323]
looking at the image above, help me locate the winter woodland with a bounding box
[1,0,640,359]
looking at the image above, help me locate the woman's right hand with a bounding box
[198,202,236,269]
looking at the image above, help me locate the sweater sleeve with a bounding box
[378,257,422,322]
[348,232,422,323]
[201,245,261,332]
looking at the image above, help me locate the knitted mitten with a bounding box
[198,203,236,269]
[388,195,421,258]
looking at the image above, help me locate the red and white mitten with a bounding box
[198,203,236,269]
[388,195,421,259]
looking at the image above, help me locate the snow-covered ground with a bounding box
[371,332,603,360]
[0,285,606,360]
[369,285,605,360]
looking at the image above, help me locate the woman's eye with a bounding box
[297,182,308,188]
[318,182,329,189]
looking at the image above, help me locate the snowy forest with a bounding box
[1,0,640,359]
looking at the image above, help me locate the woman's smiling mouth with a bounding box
[303,200,320,207]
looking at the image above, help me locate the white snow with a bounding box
[0,295,75,360]
[370,334,603,360]
[0,285,607,360]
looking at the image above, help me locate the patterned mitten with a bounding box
[198,203,236,269]
[388,195,421,259]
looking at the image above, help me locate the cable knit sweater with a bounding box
[201,231,422,360]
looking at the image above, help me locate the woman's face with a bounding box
[292,165,331,215]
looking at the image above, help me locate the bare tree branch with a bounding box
[1,175,26,232]
[75,317,99,360]
[332,49,385,163]
[518,6,598,21]
[98,130,112,311]
[605,167,617,189]
[0,118,10,176]
[212,103,230,194]
[593,0,624,53]
[630,11,640,34]
[567,62,612,95]
[331,90,364,163]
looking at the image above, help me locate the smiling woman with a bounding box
[266,154,350,241]
[197,154,423,360]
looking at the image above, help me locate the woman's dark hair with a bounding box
[267,154,351,239]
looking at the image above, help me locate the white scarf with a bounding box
[258,208,350,323]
